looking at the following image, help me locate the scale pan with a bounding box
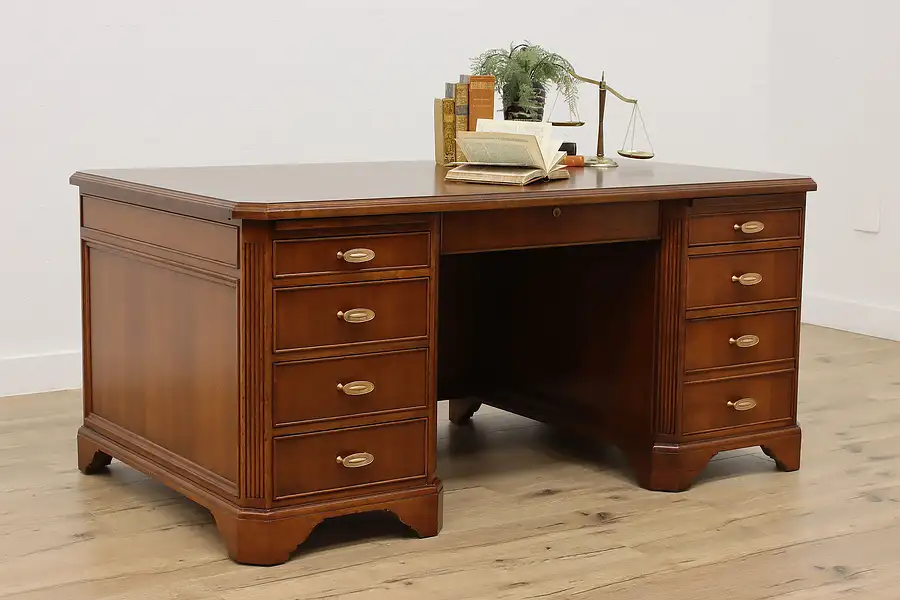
[550,121,585,127]
[617,150,654,159]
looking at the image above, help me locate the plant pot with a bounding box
[503,82,547,121]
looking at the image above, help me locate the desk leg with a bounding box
[761,428,802,472]
[213,484,443,566]
[636,444,719,492]
[77,427,113,474]
[213,509,316,567]
[449,397,482,425]
[633,427,803,492]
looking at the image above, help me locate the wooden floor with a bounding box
[1,324,899,599]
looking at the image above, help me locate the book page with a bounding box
[476,120,559,171]
[455,131,546,169]
[476,119,553,138]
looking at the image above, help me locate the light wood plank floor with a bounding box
[1,324,899,599]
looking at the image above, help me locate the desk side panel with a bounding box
[81,196,240,498]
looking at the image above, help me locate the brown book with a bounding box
[433,97,456,166]
[466,75,495,131]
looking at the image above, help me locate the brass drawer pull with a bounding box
[734,220,765,234]
[337,248,376,263]
[337,380,375,395]
[337,308,375,323]
[729,334,760,348]
[727,398,758,411]
[732,272,762,286]
[336,452,375,468]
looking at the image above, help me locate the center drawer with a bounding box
[441,201,659,254]
[684,309,797,372]
[686,248,800,310]
[273,349,428,426]
[274,279,429,352]
[273,419,427,499]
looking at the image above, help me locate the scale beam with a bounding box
[568,70,637,104]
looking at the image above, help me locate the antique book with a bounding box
[433,97,456,166]
[466,75,495,131]
[452,82,469,161]
[444,163,569,185]
[446,120,568,185]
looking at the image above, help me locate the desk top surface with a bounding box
[71,160,816,221]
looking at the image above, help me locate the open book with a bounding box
[445,120,569,185]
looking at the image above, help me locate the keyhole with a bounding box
[552,207,562,218]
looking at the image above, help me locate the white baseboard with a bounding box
[801,294,900,342]
[0,351,82,398]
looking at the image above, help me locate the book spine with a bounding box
[453,82,469,161]
[467,75,495,131]
[441,97,456,165]
[434,98,444,165]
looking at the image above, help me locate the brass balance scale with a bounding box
[547,70,654,168]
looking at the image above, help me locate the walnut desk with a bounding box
[70,161,816,565]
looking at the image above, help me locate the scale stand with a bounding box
[549,70,654,168]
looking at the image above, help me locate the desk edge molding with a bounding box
[70,170,817,222]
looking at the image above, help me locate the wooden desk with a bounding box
[70,161,816,565]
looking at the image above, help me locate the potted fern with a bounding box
[471,42,579,122]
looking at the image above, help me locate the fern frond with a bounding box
[470,41,580,117]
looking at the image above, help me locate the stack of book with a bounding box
[434,75,496,165]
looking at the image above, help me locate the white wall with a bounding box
[6,0,889,397]
[767,1,900,341]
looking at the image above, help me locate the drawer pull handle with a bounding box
[734,221,765,234]
[732,272,762,286]
[729,334,760,348]
[336,452,375,468]
[727,398,758,411]
[337,380,375,395]
[337,308,375,323]
[337,248,376,263]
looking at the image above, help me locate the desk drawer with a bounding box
[441,201,659,254]
[682,370,794,436]
[274,232,430,278]
[684,310,797,372]
[274,279,428,352]
[689,209,802,246]
[686,248,800,310]
[273,349,427,425]
[273,419,427,498]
